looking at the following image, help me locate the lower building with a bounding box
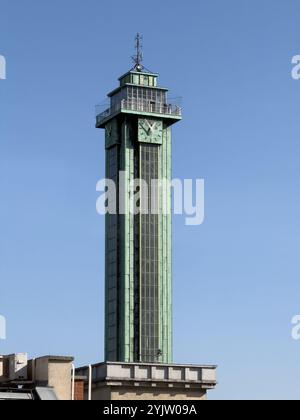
[76,361,217,400]
[0,353,217,400]
[0,353,74,400]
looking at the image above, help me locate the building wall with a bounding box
[74,380,85,401]
[119,118,136,362]
[48,361,72,401]
[159,125,172,363]
[34,358,49,383]
[111,387,207,401]
[77,362,217,401]
[0,356,6,382]
[90,385,206,401]
[104,115,173,364]
[34,357,73,400]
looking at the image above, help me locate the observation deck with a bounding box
[96,70,182,128]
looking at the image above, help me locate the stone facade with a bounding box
[30,356,74,400]
[0,354,74,400]
[92,386,207,400]
[76,362,217,401]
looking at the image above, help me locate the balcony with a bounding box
[96,98,182,127]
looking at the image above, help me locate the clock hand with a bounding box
[146,120,156,133]
[141,123,149,135]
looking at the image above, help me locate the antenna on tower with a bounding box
[132,33,144,72]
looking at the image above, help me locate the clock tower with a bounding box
[75,35,217,400]
[96,35,182,364]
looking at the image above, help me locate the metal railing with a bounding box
[96,99,182,125]
[121,99,181,116]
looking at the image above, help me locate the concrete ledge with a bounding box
[76,362,217,400]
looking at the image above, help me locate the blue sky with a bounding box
[1,0,300,400]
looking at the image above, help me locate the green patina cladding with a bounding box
[99,69,181,363]
[157,124,173,363]
[120,119,135,362]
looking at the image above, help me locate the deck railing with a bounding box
[96,99,182,125]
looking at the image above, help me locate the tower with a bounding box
[76,36,216,400]
[96,35,182,364]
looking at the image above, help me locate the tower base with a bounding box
[75,362,217,401]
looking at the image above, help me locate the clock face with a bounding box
[138,119,163,144]
[105,119,118,149]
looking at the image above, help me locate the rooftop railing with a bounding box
[96,98,182,125]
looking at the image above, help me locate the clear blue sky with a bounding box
[1,0,300,400]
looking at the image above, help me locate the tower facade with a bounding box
[96,62,181,364]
